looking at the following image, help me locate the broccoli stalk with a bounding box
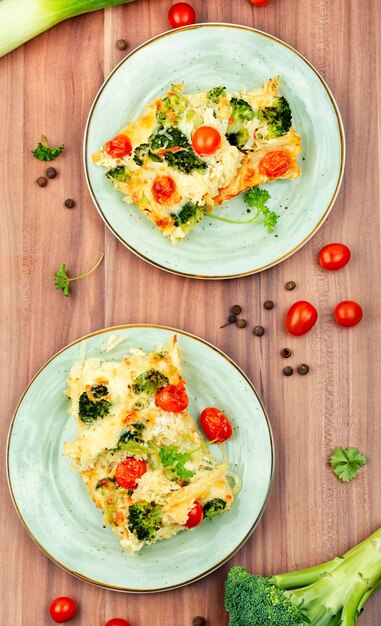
[225,527,381,626]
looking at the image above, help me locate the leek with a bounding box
[0,0,136,58]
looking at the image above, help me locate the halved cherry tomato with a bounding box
[285,301,318,336]
[319,243,351,271]
[152,175,177,204]
[156,380,189,413]
[192,126,221,156]
[250,0,271,5]
[334,301,363,327]
[105,134,132,158]
[168,2,196,27]
[183,501,204,528]
[199,407,233,443]
[259,150,291,178]
[115,458,147,489]
[49,597,77,623]
[105,620,132,626]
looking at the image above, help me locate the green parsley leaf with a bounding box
[209,186,278,233]
[54,252,104,297]
[32,134,64,161]
[330,447,367,482]
[159,445,194,481]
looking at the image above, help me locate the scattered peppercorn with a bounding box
[285,280,296,291]
[281,348,292,358]
[37,176,47,187]
[283,366,294,376]
[297,363,310,375]
[253,325,265,336]
[46,166,57,179]
[116,38,128,50]
[264,300,274,310]
[64,198,75,209]
[192,618,205,626]
[236,319,247,329]
[231,304,242,316]
[220,315,236,328]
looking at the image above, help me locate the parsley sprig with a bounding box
[330,447,367,482]
[32,134,64,161]
[209,187,278,233]
[54,252,104,297]
[159,439,218,481]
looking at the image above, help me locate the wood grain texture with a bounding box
[1,0,380,624]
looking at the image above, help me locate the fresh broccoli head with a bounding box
[105,165,131,183]
[208,86,226,103]
[128,502,163,541]
[131,369,169,396]
[204,498,227,519]
[225,527,381,626]
[258,96,292,138]
[226,128,249,148]
[78,384,110,424]
[229,97,255,123]
[171,202,205,231]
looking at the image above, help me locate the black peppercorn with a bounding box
[281,348,292,358]
[231,304,242,316]
[192,618,206,626]
[46,167,57,179]
[220,315,236,328]
[116,38,128,50]
[297,363,310,375]
[236,319,247,328]
[285,281,296,291]
[264,300,274,310]
[253,325,265,336]
[37,176,47,187]
[64,198,75,208]
[283,366,294,376]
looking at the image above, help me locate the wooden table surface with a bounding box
[1,1,380,624]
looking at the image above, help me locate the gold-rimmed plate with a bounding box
[84,23,344,279]
[7,325,274,592]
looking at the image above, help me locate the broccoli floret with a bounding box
[150,127,189,151]
[128,502,163,541]
[78,384,110,424]
[165,149,208,175]
[133,143,150,166]
[171,202,205,231]
[204,498,227,519]
[258,96,292,138]
[229,97,255,123]
[105,165,130,182]
[226,128,249,148]
[207,86,226,103]
[131,369,169,396]
[225,526,381,626]
[156,93,186,126]
[118,422,145,445]
[135,127,207,175]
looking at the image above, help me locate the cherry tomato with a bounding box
[199,407,233,443]
[285,301,318,336]
[156,380,189,413]
[168,2,196,27]
[318,243,351,271]
[259,150,291,178]
[49,597,77,623]
[105,620,132,626]
[250,0,271,5]
[152,175,177,204]
[105,134,132,158]
[115,458,147,489]
[334,301,363,327]
[192,126,221,156]
[183,501,204,528]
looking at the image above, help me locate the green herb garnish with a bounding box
[209,187,278,233]
[32,134,64,161]
[54,252,104,297]
[330,447,367,482]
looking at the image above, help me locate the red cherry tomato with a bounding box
[105,620,132,626]
[334,301,363,327]
[152,175,177,204]
[115,458,147,489]
[49,597,77,623]
[259,150,291,178]
[250,0,271,5]
[105,134,132,158]
[318,243,351,271]
[199,407,233,443]
[168,2,196,27]
[156,380,189,413]
[285,301,318,336]
[192,126,221,155]
[183,501,204,528]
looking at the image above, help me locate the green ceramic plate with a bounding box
[7,326,273,592]
[84,23,344,279]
